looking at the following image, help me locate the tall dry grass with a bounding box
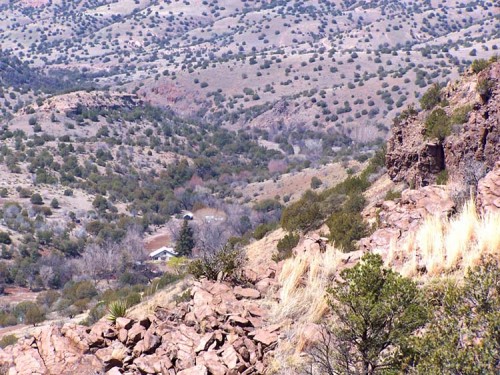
[391,200,500,277]
[270,246,343,361]
[273,247,341,323]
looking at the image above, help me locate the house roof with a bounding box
[149,246,177,258]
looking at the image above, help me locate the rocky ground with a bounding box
[0,263,281,375]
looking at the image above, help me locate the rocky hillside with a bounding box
[0,263,281,375]
[0,55,500,375]
[386,60,499,187]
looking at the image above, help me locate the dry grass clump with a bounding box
[273,246,341,324]
[269,245,343,369]
[392,200,499,277]
[268,246,343,373]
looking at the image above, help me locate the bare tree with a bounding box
[38,265,54,290]
[462,159,489,190]
[165,220,182,243]
[77,242,121,284]
[121,226,146,263]
[194,220,231,254]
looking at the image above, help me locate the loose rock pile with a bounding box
[0,266,281,375]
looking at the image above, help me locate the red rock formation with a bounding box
[477,162,500,214]
[386,61,500,187]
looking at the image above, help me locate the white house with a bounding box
[148,247,178,261]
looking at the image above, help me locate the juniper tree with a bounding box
[413,256,500,374]
[308,253,427,375]
[175,220,195,257]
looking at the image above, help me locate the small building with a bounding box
[148,247,178,261]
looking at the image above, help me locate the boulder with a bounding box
[127,323,146,345]
[233,286,260,300]
[178,365,208,375]
[115,317,134,330]
[221,345,239,369]
[477,162,500,214]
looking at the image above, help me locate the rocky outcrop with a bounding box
[476,161,500,214]
[386,62,500,187]
[386,113,445,186]
[443,63,500,184]
[36,91,141,116]
[0,270,281,375]
[360,185,455,253]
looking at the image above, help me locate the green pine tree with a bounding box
[309,253,427,374]
[175,220,195,257]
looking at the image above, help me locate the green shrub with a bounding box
[273,232,300,262]
[188,245,245,281]
[343,193,366,213]
[36,290,60,309]
[470,59,490,73]
[30,193,44,205]
[119,271,149,286]
[173,288,192,304]
[420,83,442,110]
[156,272,182,290]
[310,177,323,189]
[425,108,450,141]
[316,254,427,374]
[384,190,402,201]
[436,169,449,185]
[0,188,8,198]
[18,188,32,198]
[0,311,17,327]
[253,199,282,212]
[107,300,127,323]
[50,198,59,209]
[62,281,98,303]
[0,334,17,348]
[13,301,45,326]
[253,222,278,240]
[167,256,189,275]
[126,292,141,306]
[84,303,106,326]
[327,211,368,252]
[450,104,472,125]
[0,232,11,245]
[476,78,493,101]
[281,190,322,232]
[413,257,500,373]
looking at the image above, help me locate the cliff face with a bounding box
[361,62,500,259]
[386,61,500,187]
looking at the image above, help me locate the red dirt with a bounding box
[0,286,39,305]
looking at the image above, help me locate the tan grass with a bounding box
[274,246,340,323]
[269,245,343,366]
[444,200,478,269]
[398,200,499,276]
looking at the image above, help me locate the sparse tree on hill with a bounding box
[307,254,427,374]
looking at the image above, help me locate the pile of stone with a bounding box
[0,268,281,375]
